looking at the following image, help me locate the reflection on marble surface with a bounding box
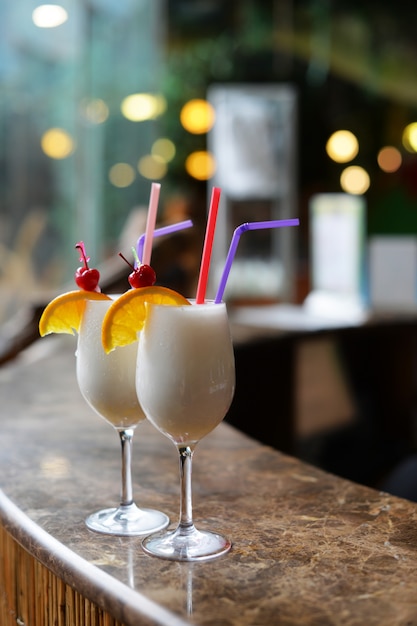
[0,336,417,625]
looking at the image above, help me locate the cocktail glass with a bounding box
[76,297,169,536]
[136,300,235,561]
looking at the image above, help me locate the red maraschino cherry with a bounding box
[118,252,156,288]
[75,242,101,292]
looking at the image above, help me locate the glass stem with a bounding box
[178,445,195,532]
[118,428,134,507]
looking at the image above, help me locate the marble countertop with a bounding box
[1,335,417,625]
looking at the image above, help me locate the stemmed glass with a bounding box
[76,296,169,536]
[136,300,235,561]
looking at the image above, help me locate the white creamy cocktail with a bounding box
[77,299,145,429]
[76,297,169,536]
[137,300,235,444]
[136,300,235,561]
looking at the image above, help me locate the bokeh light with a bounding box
[151,138,176,163]
[326,130,359,163]
[32,4,68,28]
[402,123,417,153]
[121,93,167,122]
[340,165,370,194]
[185,151,216,180]
[41,128,74,159]
[138,155,167,180]
[108,163,135,188]
[180,99,215,134]
[81,99,109,124]
[377,146,402,173]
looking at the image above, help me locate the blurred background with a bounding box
[2,0,417,320]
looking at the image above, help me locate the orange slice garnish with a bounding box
[102,286,190,353]
[39,290,111,337]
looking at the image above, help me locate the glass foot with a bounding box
[86,503,169,536]
[142,525,232,562]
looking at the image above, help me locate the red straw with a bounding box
[195,187,221,304]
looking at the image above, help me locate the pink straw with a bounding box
[142,182,161,266]
[136,219,193,265]
[214,218,300,303]
[195,187,221,304]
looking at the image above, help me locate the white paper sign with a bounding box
[310,193,365,296]
[369,236,417,310]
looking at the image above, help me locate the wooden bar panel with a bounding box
[0,525,124,626]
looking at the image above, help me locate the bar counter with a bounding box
[1,335,417,625]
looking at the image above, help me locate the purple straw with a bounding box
[136,219,193,266]
[214,218,300,303]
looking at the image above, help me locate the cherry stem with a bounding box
[118,252,135,271]
[75,242,90,269]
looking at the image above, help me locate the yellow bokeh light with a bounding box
[108,163,135,188]
[82,99,109,124]
[138,155,167,180]
[180,99,215,134]
[326,130,359,163]
[151,138,176,163]
[185,151,216,180]
[340,165,370,195]
[402,123,417,153]
[41,128,74,159]
[377,146,402,173]
[32,4,68,28]
[121,93,167,122]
